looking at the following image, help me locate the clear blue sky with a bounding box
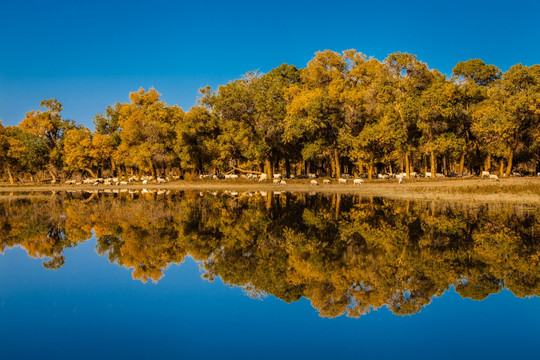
[1,0,539,129]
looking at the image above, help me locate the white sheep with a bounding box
[310,180,319,185]
[353,178,364,185]
[338,178,348,184]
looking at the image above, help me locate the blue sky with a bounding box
[1,0,539,128]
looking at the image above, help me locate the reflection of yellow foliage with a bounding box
[0,193,538,314]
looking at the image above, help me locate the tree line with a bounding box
[1,192,538,317]
[1,50,540,183]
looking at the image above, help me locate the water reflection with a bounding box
[0,191,538,318]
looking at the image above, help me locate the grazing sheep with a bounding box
[259,174,268,182]
[490,174,500,182]
[481,171,490,177]
[142,180,148,185]
[353,178,364,185]
[323,179,332,184]
[436,173,445,178]
[338,178,348,184]
[93,181,99,186]
[398,177,403,184]
[279,180,287,186]
[425,172,432,178]
[310,179,319,185]
[119,181,128,186]
[157,177,167,184]
[273,174,282,179]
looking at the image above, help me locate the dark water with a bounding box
[0,191,538,359]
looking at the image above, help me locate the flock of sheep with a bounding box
[62,175,168,186]
[60,169,539,187]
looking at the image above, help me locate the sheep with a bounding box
[323,179,332,184]
[93,181,99,186]
[308,173,317,179]
[273,179,281,184]
[103,181,112,186]
[512,172,521,177]
[310,179,319,185]
[410,172,417,178]
[338,178,348,184]
[490,174,500,182]
[481,171,490,178]
[398,177,403,184]
[436,173,445,178]
[279,180,287,186]
[157,177,167,184]
[119,181,128,186]
[273,174,282,179]
[425,172,432,178]
[142,180,148,185]
[353,178,364,185]
[259,174,268,182]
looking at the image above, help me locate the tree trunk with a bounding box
[48,169,57,182]
[485,153,491,172]
[459,152,465,175]
[284,158,291,178]
[499,159,504,177]
[357,162,364,176]
[442,155,447,175]
[85,168,97,178]
[6,166,14,184]
[368,159,374,180]
[405,152,410,178]
[505,146,516,176]
[430,150,436,175]
[264,157,273,179]
[333,148,340,178]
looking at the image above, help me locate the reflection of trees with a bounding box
[0,192,538,317]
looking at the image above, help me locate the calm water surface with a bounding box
[0,191,538,359]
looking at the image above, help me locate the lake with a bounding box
[0,191,538,359]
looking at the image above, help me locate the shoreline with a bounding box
[0,177,539,204]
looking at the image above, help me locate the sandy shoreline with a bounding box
[1,177,539,204]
